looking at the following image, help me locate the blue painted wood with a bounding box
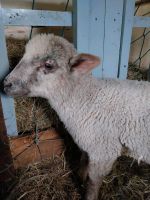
[73,0,105,78]
[102,0,124,78]
[2,8,72,27]
[89,0,105,78]
[0,9,17,136]
[133,16,150,28]
[0,9,9,81]
[73,0,90,53]
[1,94,17,136]
[118,0,135,80]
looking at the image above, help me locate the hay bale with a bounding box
[14,97,60,132]
[8,155,81,200]
[6,38,26,68]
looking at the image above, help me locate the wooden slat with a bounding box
[0,98,14,182]
[0,8,17,136]
[2,8,72,27]
[73,0,91,53]
[73,0,105,78]
[0,8,10,81]
[133,16,150,28]
[102,0,124,78]
[10,129,64,169]
[1,94,17,136]
[89,0,105,78]
[118,0,135,79]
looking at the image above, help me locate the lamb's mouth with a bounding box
[4,87,30,97]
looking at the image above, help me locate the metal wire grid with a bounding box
[130,1,150,70]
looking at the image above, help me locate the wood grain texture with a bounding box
[10,129,64,169]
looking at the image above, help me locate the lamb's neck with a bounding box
[47,75,97,132]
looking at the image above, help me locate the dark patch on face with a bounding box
[33,57,59,75]
[26,57,59,88]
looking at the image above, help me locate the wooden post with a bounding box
[118,0,135,79]
[0,7,17,136]
[0,98,14,182]
[73,0,105,78]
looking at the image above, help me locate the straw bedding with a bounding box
[5,155,150,200]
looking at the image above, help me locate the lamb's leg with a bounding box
[78,151,89,183]
[86,159,116,200]
[85,162,102,200]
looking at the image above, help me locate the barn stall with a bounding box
[0,0,150,199]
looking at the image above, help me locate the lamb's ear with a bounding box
[69,53,100,74]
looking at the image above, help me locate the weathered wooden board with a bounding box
[10,129,64,169]
[134,16,150,28]
[0,7,17,136]
[102,0,124,78]
[2,8,72,27]
[0,98,14,182]
[118,0,135,79]
[73,0,105,78]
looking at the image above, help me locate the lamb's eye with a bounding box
[44,62,53,70]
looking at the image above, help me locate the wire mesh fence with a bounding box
[128,0,150,80]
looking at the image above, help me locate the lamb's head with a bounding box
[4,34,100,98]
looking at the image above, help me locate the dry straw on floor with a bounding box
[6,155,81,200]
[5,155,150,200]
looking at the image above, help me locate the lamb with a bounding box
[3,34,150,200]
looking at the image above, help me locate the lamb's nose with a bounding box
[4,82,12,89]
[4,81,13,93]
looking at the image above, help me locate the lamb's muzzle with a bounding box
[4,77,29,96]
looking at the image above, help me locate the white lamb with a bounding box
[4,34,150,200]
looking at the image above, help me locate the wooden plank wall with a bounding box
[73,0,125,79]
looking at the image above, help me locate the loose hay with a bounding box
[127,64,148,81]
[99,156,150,200]
[7,155,81,200]
[5,155,150,200]
[6,38,26,69]
[14,97,60,132]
